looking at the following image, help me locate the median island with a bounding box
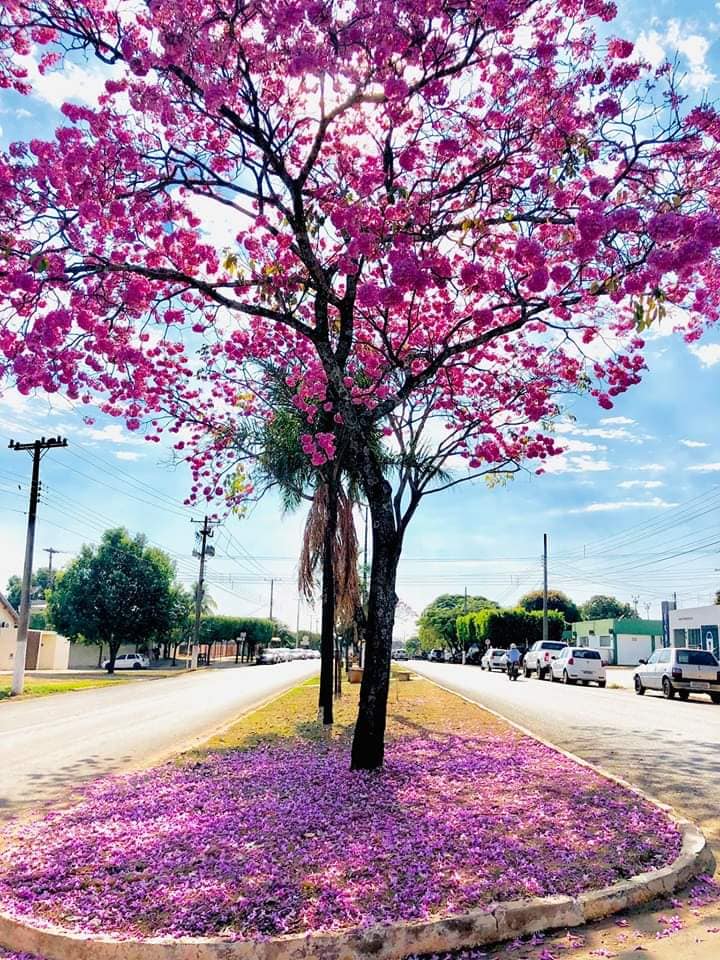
[0,675,694,958]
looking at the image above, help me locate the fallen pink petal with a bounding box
[0,734,680,942]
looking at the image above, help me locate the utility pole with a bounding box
[542,533,548,645]
[43,547,62,587]
[191,516,216,670]
[632,595,640,617]
[296,594,301,648]
[269,578,275,623]
[9,436,68,696]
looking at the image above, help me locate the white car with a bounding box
[634,647,720,702]
[550,647,606,687]
[104,652,149,671]
[481,648,507,672]
[523,640,567,679]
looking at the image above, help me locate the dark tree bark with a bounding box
[350,479,401,770]
[319,476,338,725]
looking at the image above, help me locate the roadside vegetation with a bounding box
[0,676,128,702]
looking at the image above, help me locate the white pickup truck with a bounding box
[523,640,567,680]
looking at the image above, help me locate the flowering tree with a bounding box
[1,0,720,768]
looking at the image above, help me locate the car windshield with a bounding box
[572,650,601,659]
[677,650,718,666]
[543,642,566,650]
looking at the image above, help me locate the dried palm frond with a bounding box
[299,483,328,602]
[298,482,361,630]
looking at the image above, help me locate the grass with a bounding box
[0,676,129,701]
[195,670,512,756]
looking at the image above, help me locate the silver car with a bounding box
[634,647,720,702]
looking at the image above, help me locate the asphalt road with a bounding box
[409,661,720,846]
[0,661,318,818]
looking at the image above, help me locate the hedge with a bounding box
[456,607,564,649]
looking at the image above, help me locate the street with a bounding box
[410,661,720,846]
[0,661,318,818]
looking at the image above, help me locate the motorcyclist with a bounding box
[507,643,521,678]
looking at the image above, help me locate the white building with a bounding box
[668,605,720,659]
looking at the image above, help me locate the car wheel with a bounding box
[710,693,720,704]
[678,690,689,701]
[537,665,543,680]
[133,662,141,670]
[598,680,606,688]
[662,677,675,700]
[563,670,575,685]
[550,669,557,682]
[634,675,645,696]
[523,666,531,678]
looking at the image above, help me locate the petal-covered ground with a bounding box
[0,731,680,942]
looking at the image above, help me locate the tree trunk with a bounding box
[319,481,338,725]
[106,640,120,674]
[350,488,401,770]
[97,643,104,669]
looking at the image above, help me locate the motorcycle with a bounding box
[507,659,520,681]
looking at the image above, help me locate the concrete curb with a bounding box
[0,674,714,960]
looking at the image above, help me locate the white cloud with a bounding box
[555,420,650,444]
[544,455,611,475]
[559,439,607,453]
[636,21,716,92]
[680,439,709,448]
[688,343,720,368]
[687,462,720,473]
[569,497,678,514]
[641,463,668,472]
[116,451,143,462]
[617,480,665,489]
[16,52,119,109]
[80,423,143,446]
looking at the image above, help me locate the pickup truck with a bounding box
[523,640,567,679]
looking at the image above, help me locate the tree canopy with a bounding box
[459,607,565,648]
[518,589,580,624]
[49,528,182,671]
[5,568,54,611]
[580,595,636,621]
[418,594,497,655]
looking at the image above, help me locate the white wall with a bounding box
[36,632,70,670]
[616,634,654,666]
[68,641,138,669]
[0,626,17,670]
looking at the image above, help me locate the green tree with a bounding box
[580,595,636,621]
[5,575,21,611]
[49,529,179,673]
[5,568,55,610]
[465,607,565,648]
[418,594,497,657]
[405,636,420,657]
[518,589,580,624]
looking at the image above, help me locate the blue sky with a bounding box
[1,1,720,635]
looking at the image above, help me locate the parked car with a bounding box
[104,652,149,671]
[634,647,720,702]
[466,645,483,665]
[428,648,445,662]
[394,650,409,661]
[480,647,507,671]
[550,647,606,686]
[523,640,567,679]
